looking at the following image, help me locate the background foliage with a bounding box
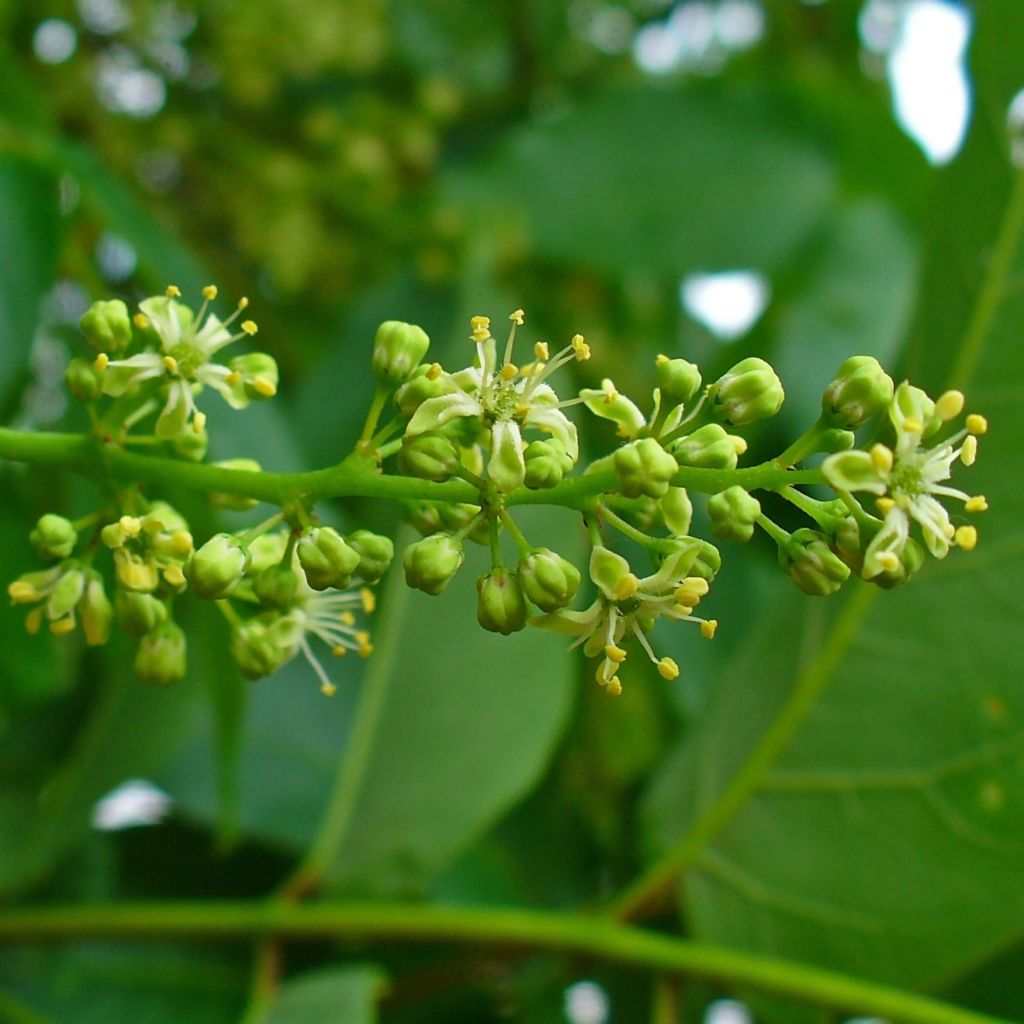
[1,0,1023,1021]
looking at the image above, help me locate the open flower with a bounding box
[95,285,278,438]
[823,382,988,578]
[532,540,717,694]
[404,311,585,492]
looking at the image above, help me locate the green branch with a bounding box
[0,901,1009,1024]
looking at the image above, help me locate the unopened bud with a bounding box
[187,533,250,599]
[372,320,430,386]
[476,568,528,634]
[134,620,187,686]
[613,438,678,499]
[713,357,784,426]
[79,572,112,646]
[395,364,449,418]
[252,565,300,609]
[115,589,168,636]
[30,514,78,560]
[822,356,894,428]
[172,427,209,462]
[297,527,361,591]
[347,530,395,583]
[519,548,581,612]
[781,528,850,596]
[398,431,461,482]
[708,486,761,543]
[524,438,573,490]
[80,299,132,354]
[230,613,299,679]
[403,532,464,595]
[656,356,702,406]
[670,423,741,470]
[65,357,104,402]
[659,487,693,536]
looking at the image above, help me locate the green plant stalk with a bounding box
[0,901,1008,1024]
[0,427,822,509]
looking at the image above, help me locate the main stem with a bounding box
[0,902,1008,1024]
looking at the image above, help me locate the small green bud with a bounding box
[79,572,112,646]
[781,528,850,596]
[64,357,104,402]
[670,423,743,470]
[248,532,289,573]
[708,486,761,543]
[48,566,85,620]
[589,545,638,602]
[187,533,251,599]
[398,431,461,482]
[252,564,300,609]
[819,428,856,453]
[689,540,722,582]
[822,356,895,428]
[476,568,528,634]
[655,355,702,406]
[395,365,448,418]
[230,613,298,679]
[229,352,279,401]
[613,438,679,499]
[713,357,784,426]
[519,548,580,612]
[403,532,464,595]
[30,514,78,560]
[524,438,572,490]
[660,487,693,536]
[172,427,209,462]
[134,620,187,686]
[143,501,190,535]
[347,530,395,583]
[209,459,263,510]
[402,500,444,536]
[372,320,430,386]
[79,299,131,354]
[115,589,168,636]
[297,527,361,591]
[438,503,489,545]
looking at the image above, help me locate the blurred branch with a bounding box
[0,901,1010,1024]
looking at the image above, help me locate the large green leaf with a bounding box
[449,86,835,276]
[267,964,385,1023]
[641,12,1024,995]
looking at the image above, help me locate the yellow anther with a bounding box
[50,616,76,636]
[500,363,519,381]
[875,496,896,515]
[25,607,42,635]
[133,313,149,330]
[426,362,442,380]
[902,416,923,434]
[340,611,356,627]
[514,401,531,417]
[935,389,965,421]
[571,334,591,361]
[252,376,277,397]
[238,296,249,310]
[94,352,109,371]
[943,521,956,538]
[656,353,670,366]
[162,355,178,373]
[360,588,376,613]
[672,603,694,617]
[119,515,142,537]
[613,573,639,601]
[321,681,338,697]
[8,580,41,603]
[732,436,748,455]
[876,551,900,572]
[602,382,619,404]
[202,284,218,300]
[170,531,193,556]
[141,514,163,535]
[509,308,525,325]
[332,646,348,657]
[961,435,977,466]
[534,341,549,360]
[165,284,181,297]
[965,495,988,513]
[606,677,623,696]
[955,525,978,551]
[870,443,893,473]
[470,315,490,332]
[657,657,680,681]
[966,413,988,435]
[241,319,258,335]
[193,411,207,433]
[604,644,628,664]
[226,371,242,386]
[700,619,718,639]
[163,564,186,587]
[674,578,709,606]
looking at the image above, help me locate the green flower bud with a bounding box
[438,503,489,545]
[519,548,581,612]
[403,532,464,595]
[187,533,250,599]
[115,589,168,636]
[660,487,693,536]
[252,564,300,609]
[248,532,289,573]
[134,620,187,686]
[346,529,394,583]
[30,514,78,560]
[395,364,449,418]
[689,540,722,582]
[79,299,131,354]
[230,613,299,679]
[819,427,856,453]
[171,427,209,462]
[589,545,638,602]
[655,355,702,406]
[372,320,430,386]
[143,501,190,535]
[398,431,461,482]
[613,438,679,499]
[228,352,279,401]
[47,566,85,620]
[476,568,528,634]
[79,572,112,646]
[297,527,361,591]
[670,423,743,470]
[209,459,263,510]
[822,356,895,428]
[708,486,761,543]
[713,357,784,426]
[524,438,573,490]
[402,499,444,536]
[64,357,104,402]
[781,528,850,596]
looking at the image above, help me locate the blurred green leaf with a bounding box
[450,87,835,277]
[267,964,385,1023]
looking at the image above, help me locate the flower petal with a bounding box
[488,419,526,493]
[407,391,483,435]
[524,404,579,462]
[822,450,887,494]
[862,508,909,579]
[909,494,952,559]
